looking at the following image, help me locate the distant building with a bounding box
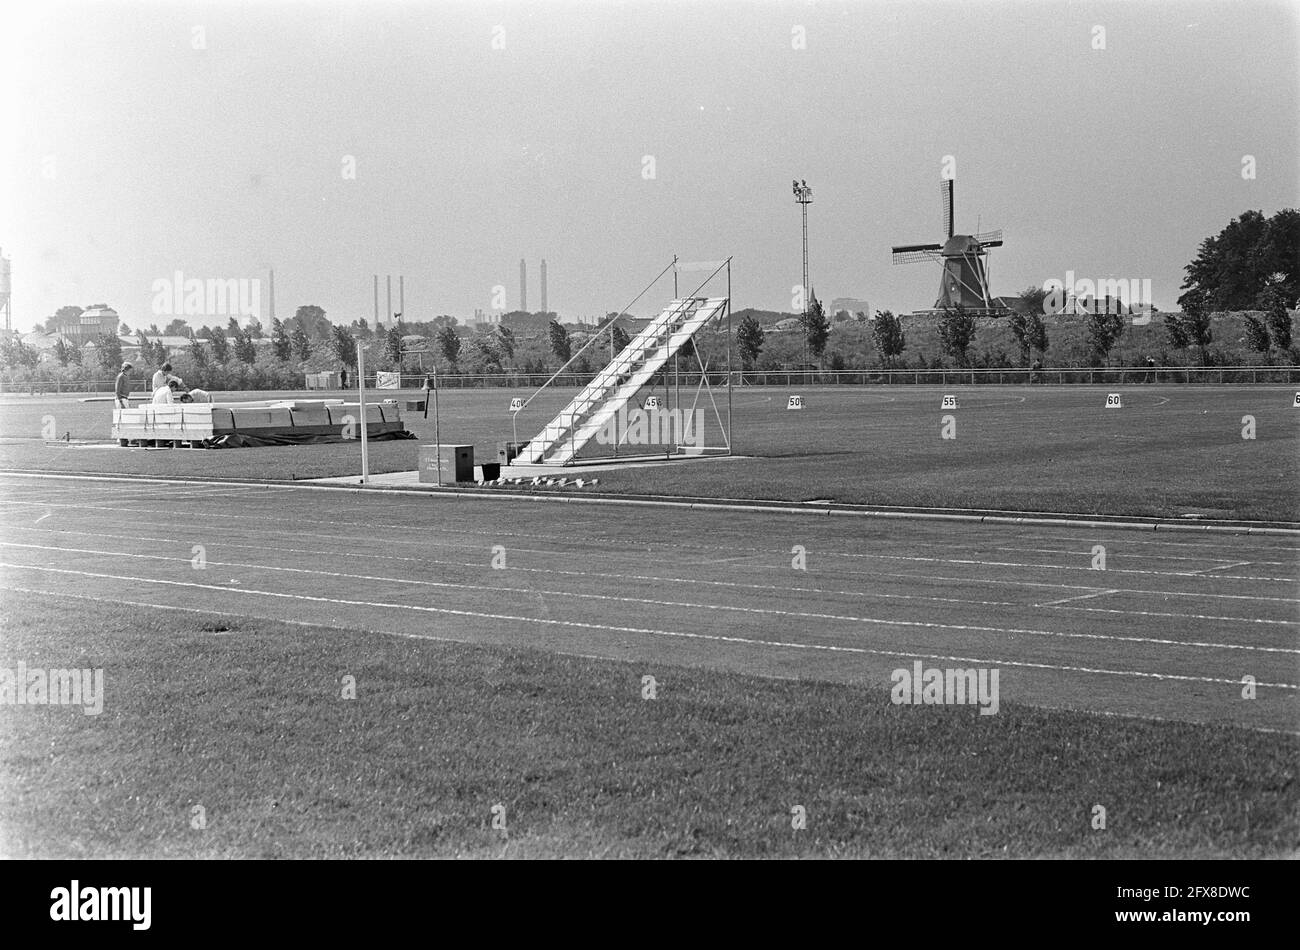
[19,331,71,362]
[65,306,120,346]
[121,335,195,359]
[830,297,871,321]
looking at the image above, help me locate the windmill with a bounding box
[891,179,1006,313]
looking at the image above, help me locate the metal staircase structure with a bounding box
[516,296,728,466]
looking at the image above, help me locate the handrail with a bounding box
[516,258,678,412]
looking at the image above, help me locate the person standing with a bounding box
[151,361,177,392]
[114,362,133,408]
[115,361,134,446]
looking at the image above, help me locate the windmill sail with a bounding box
[892,177,1007,312]
[941,179,954,239]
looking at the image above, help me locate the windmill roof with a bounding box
[942,235,985,255]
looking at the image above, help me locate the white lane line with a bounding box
[1,566,1295,690]
[997,546,1289,567]
[1037,589,1119,607]
[6,520,1298,615]
[0,524,1035,611]
[821,550,1298,583]
[2,494,1293,580]
[1032,532,1300,553]
[7,583,1291,736]
[1047,604,1297,626]
[4,542,1296,657]
[1189,561,1253,574]
[837,568,1300,604]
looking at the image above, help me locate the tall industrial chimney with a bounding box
[540,259,547,314]
[519,259,527,312]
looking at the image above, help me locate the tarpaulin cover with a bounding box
[204,426,417,448]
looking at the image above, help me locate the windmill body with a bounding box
[892,179,1011,316]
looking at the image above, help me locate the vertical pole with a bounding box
[386,276,392,326]
[357,341,369,485]
[611,320,618,459]
[433,370,441,487]
[373,275,379,329]
[663,354,670,461]
[399,275,404,321]
[726,258,733,455]
[802,202,808,385]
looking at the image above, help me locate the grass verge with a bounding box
[1,597,1295,858]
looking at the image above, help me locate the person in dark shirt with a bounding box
[114,362,133,408]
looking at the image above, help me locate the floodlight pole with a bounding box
[794,180,813,385]
[356,340,369,485]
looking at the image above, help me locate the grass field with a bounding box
[1,383,1297,521]
[3,598,1295,859]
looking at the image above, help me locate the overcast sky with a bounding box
[2,0,1297,331]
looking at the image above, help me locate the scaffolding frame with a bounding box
[513,257,733,466]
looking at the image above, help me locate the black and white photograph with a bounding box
[0,0,1296,919]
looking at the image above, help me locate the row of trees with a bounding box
[10,206,1296,380]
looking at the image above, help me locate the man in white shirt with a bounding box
[151,361,180,392]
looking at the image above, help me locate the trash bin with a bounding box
[480,462,501,481]
[498,440,528,465]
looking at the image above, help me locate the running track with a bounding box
[0,475,1296,733]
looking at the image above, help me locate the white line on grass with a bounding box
[5,514,1297,612]
[820,550,1298,583]
[3,490,1297,577]
[3,541,1295,658]
[996,546,1289,567]
[6,583,1291,736]
[10,520,1298,624]
[1037,590,1121,607]
[1045,604,1297,626]
[1,565,1294,691]
[5,493,1295,590]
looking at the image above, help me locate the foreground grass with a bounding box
[1,598,1295,858]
